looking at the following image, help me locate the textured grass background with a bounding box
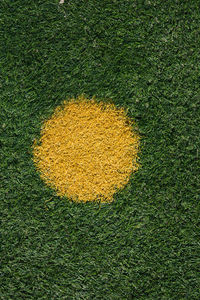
[0,0,200,299]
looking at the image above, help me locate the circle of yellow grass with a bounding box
[32,96,140,203]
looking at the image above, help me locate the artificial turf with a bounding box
[0,0,200,299]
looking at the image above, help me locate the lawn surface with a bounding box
[0,0,200,299]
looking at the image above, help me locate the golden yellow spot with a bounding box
[32,95,140,203]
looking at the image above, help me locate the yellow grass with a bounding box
[32,96,140,203]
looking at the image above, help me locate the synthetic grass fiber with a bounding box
[0,0,200,299]
[33,95,140,203]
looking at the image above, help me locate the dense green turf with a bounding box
[1,0,200,299]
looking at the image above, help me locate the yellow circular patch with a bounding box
[32,96,140,203]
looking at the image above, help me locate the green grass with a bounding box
[0,0,200,299]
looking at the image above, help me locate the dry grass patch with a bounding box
[32,96,140,203]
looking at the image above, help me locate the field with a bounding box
[0,0,200,299]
